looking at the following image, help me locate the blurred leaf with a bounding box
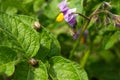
[0,47,18,76]
[86,61,120,80]
[13,61,48,80]
[69,0,83,13]
[49,56,88,80]
[0,13,40,57]
[94,35,102,44]
[43,0,60,19]
[6,7,18,15]
[99,50,115,62]
[0,0,21,13]
[105,31,119,49]
[23,0,33,4]
[111,0,120,14]
[33,0,44,12]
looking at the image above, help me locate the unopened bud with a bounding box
[70,29,75,36]
[104,17,110,25]
[73,30,80,40]
[103,2,112,10]
[29,58,38,67]
[33,21,41,30]
[115,23,120,28]
[111,14,120,28]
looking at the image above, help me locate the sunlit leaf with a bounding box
[0,13,40,57]
[17,15,61,61]
[49,56,88,80]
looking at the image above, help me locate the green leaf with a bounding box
[13,61,48,80]
[0,61,16,76]
[99,50,115,62]
[49,56,88,80]
[33,0,44,12]
[0,47,18,76]
[36,28,61,61]
[23,0,33,4]
[0,13,40,57]
[43,0,60,19]
[0,0,21,14]
[105,31,120,49]
[111,0,120,14]
[17,15,61,61]
[0,47,17,64]
[69,0,83,13]
[6,6,18,15]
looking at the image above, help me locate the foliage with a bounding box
[0,0,120,80]
[0,7,88,80]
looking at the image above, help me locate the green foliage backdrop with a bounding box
[0,0,120,80]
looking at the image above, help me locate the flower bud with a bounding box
[33,21,41,30]
[70,29,75,36]
[103,2,112,10]
[110,14,120,28]
[104,17,110,26]
[29,58,38,67]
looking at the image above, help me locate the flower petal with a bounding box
[64,8,77,27]
[58,0,69,13]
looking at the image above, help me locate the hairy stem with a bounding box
[73,12,90,20]
[69,3,104,59]
[69,18,90,59]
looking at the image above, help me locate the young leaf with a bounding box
[49,56,88,80]
[0,13,40,57]
[13,61,48,80]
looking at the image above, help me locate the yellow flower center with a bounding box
[56,13,64,22]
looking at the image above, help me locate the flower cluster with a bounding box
[56,0,78,29]
[111,14,120,28]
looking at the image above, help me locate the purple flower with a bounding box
[58,0,69,14]
[73,29,88,41]
[64,8,77,28]
[57,0,78,28]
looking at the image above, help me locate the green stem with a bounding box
[69,3,103,59]
[73,12,90,20]
[80,36,93,67]
[80,50,90,67]
[69,19,90,59]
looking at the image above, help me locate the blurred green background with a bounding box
[0,0,120,80]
